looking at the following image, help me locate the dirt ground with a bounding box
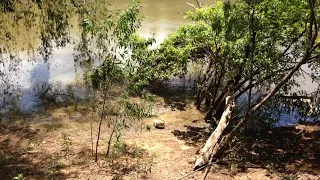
[0,97,319,180]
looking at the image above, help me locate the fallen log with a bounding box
[194,95,235,170]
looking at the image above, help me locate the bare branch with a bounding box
[235,67,295,99]
[194,95,235,170]
[309,54,320,62]
[183,0,196,9]
[196,0,204,8]
[310,42,320,52]
[282,28,307,56]
[279,95,313,100]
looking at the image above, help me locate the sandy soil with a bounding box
[0,99,319,180]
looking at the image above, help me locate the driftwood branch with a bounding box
[194,95,235,169]
[196,0,204,8]
[183,0,206,9]
[183,0,196,9]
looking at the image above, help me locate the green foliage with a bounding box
[279,173,298,180]
[122,92,153,120]
[0,0,160,110]
[0,0,75,59]
[110,141,128,158]
[78,1,159,93]
[159,1,250,74]
[156,0,320,125]
[141,90,157,102]
[12,173,25,180]
[124,35,158,91]
[162,0,312,79]
[109,141,145,160]
[0,156,10,166]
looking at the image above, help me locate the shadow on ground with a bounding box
[104,144,151,179]
[0,120,152,180]
[172,125,211,146]
[172,123,320,175]
[0,124,68,180]
[230,124,320,174]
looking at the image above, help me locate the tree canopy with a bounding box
[155,0,320,126]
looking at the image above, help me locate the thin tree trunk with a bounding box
[106,117,117,156]
[244,0,256,121]
[204,92,226,122]
[91,90,96,156]
[95,86,108,162]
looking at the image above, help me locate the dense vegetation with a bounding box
[160,0,319,169]
[160,0,320,124]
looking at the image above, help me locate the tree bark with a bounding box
[183,0,197,9]
[91,90,96,156]
[95,86,108,162]
[194,94,235,169]
[106,119,116,157]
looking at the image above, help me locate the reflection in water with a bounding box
[2,44,79,112]
[150,75,196,96]
[20,63,49,112]
[296,64,318,93]
[4,0,194,113]
[48,45,78,85]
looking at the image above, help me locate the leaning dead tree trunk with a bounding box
[194,94,235,169]
[194,0,318,176]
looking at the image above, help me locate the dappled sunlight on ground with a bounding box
[1,98,319,179]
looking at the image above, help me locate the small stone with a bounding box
[154,119,165,129]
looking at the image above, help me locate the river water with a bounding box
[1,0,318,126]
[1,0,200,112]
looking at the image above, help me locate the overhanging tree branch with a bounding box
[194,94,235,169]
[183,0,205,9]
[211,47,315,157]
[196,0,204,8]
[235,67,295,99]
[196,1,319,178]
[282,28,307,56]
[309,54,320,61]
[183,0,197,9]
[210,0,318,165]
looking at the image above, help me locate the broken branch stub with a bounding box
[194,95,235,170]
